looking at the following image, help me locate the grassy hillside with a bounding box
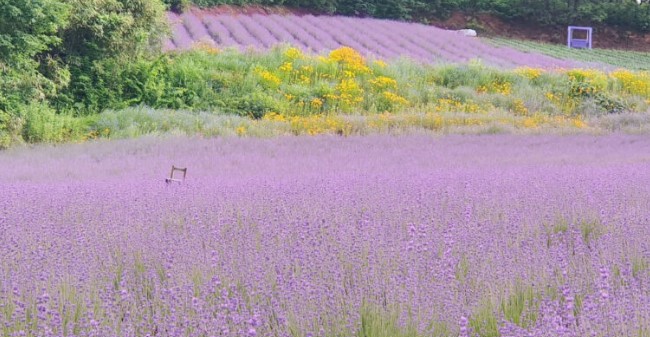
[166,11,593,69]
[487,38,650,71]
[3,46,650,148]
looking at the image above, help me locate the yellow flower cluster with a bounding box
[310,98,323,109]
[511,99,528,116]
[381,91,408,106]
[262,112,287,122]
[370,76,398,90]
[566,69,608,91]
[247,46,645,120]
[610,69,650,98]
[329,47,371,74]
[514,67,544,80]
[336,79,364,108]
[236,126,247,136]
[255,69,281,88]
[288,115,352,135]
[279,62,293,72]
[284,47,304,60]
[250,46,409,115]
[260,111,590,135]
[522,117,538,128]
[517,115,587,129]
[544,90,578,115]
[299,74,311,84]
[572,117,587,128]
[477,81,512,95]
[434,98,484,114]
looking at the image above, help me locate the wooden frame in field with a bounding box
[567,26,593,49]
[165,166,187,184]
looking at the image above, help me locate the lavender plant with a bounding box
[165,12,597,69]
[1,134,649,337]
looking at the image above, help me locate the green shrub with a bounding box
[228,92,281,119]
[20,103,87,143]
[0,109,25,149]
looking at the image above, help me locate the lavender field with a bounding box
[2,135,650,337]
[166,11,594,69]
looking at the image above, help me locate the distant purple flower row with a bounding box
[1,134,649,336]
[165,11,591,69]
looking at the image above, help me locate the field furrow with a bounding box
[164,10,599,69]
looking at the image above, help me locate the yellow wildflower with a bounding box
[256,70,281,88]
[310,98,323,109]
[284,47,303,60]
[381,91,408,106]
[263,112,286,122]
[279,62,293,72]
[514,67,544,80]
[329,47,371,74]
[370,76,398,91]
[236,126,247,136]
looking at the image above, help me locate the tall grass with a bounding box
[2,45,650,148]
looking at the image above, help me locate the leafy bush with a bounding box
[0,110,20,149]
[0,0,69,63]
[20,103,88,143]
[3,43,650,147]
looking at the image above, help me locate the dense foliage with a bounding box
[70,46,650,120]
[0,0,167,148]
[165,0,650,32]
[3,45,650,147]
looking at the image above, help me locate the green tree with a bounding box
[53,0,169,114]
[59,0,168,61]
[0,0,69,63]
[0,0,70,129]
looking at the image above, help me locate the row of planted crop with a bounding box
[167,12,585,69]
[488,37,650,71]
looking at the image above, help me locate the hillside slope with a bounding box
[166,9,598,69]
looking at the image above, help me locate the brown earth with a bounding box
[185,5,650,52]
[429,12,650,52]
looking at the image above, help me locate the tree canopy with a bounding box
[165,0,650,32]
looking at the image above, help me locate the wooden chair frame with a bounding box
[165,166,187,184]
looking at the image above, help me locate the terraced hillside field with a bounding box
[488,37,650,71]
[166,10,595,69]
